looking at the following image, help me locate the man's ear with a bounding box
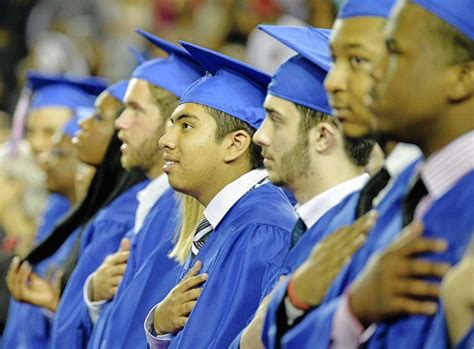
[223,130,252,163]
[446,61,474,103]
[311,121,337,153]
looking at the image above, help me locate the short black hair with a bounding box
[148,83,180,120]
[425,12,474,65]
[295,104,374,167]
[204,106,264,169]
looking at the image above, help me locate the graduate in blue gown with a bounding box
[258,25,375,292]
[283,0,474,347]
[232,25,380,349]
[2,72,104,349]
[143,42,296,349]
[4,79,147,348]
[47,79,150,348]
[84,30,204,349]
[15,71,108,247]
[254,2,439,347]
[352,1,473,347]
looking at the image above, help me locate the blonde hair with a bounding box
[170,194,205,264]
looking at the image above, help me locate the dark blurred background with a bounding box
[0,0,343,119]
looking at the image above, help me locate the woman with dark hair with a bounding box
[1,72,108,346]
[4,80,147,348]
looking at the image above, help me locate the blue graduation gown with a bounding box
[456,327,473,349]
[165,183,295,348]
[49,180,147,349]
[258,191,362,349]
[272,160,420,348]
[35,194,71,242]
[264,191,361,296]
[366,171,474,349]
[86,188,181,348]
[2,195,72,349]
[278,166,472,349]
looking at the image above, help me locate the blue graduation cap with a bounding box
[411,0,474,41]
[26,71,108,111]
[338,0,396,19]
[259,25,332,115]
[179,41,271,129]
[106,80,129,103]
[131,29,204,97]
[128,47,147,65]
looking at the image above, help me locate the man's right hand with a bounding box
[153,260,207,335]
[89,238,131,302]
[348,222,450,328]
[290,211,377,307]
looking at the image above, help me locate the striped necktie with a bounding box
[191,218,213,259]
[290,218,307,249]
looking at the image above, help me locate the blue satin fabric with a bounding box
[275,160,420,348]
[167,183,295,348]
[87,188,181,348]
[48,180,148,349]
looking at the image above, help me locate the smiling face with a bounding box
[115,78,167,173]
[368,0,454,145]
[26,107,72,162]
[325,16,386,140]
[159,103,227,202]
[73,91,119,166]
[253,94,311,189]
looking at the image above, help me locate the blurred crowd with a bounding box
[0,0,344,115]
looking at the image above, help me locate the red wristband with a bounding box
[287,278,312,311]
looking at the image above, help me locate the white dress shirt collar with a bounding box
[384,143,423,179]
[134,173,170,233]
[204,169,268,229]
[420,130,474,200]
[373,143,423,207]
[296,174,369,229]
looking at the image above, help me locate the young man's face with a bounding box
[116,78,166,172]
[26,107,72,162]
[325,16,386,139]
[74,92,119,166]
[43,132,78,196]
[369,0,449,144]
[159,103,227,198]
[254,94,311,189]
